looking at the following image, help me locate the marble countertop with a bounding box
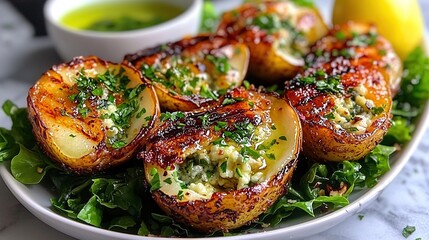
[0,0,428,239]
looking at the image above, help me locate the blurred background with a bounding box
[3,0,429,37]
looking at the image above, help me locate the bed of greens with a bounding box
[0,46,427,237]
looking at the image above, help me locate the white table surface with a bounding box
[0,0,428,239]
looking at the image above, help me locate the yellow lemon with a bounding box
[332,0,424,59]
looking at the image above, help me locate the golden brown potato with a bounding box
[304,21,402,95]
[139,87,301,233]
[27,56,160,174]
[124,35,249,111]
[216,1,328,84]
[285,22,394,162]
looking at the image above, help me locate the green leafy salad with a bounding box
[1,0,429,236]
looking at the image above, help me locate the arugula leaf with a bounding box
[77,195,103,227]
[91,177,142,216]
[2,100,35,148]
[10,144,52,184]
[260,195,348,226]
[108,216,137,230]
[393,47,429,121]
[0,127,19,162]
[382,117,412,145]
[358,145,396,188]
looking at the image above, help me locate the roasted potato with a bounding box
[139,87,301,232]
[285,23,394,162]
[216,1,328,84]
[27,56,160,174]
[124,35,249,111]
[304,21,402,94]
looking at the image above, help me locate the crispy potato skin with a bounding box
[217,1,328,84]
[285,22,395,162]
[305,22,402,95]
[152,159,297,233]
[140,88,301,232]
[124,35,249,111]
[27,56,160,174]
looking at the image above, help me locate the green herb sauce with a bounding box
[61,2,183,32]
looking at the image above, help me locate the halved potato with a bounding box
[139,87,301,233]
[305,21,402,94]
[124,35,250,111]
[27,56,160,174]
[285,23,394,162]
[216,1,328,84]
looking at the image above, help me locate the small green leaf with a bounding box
[108,216,136,230]
[138,221,150,236]
[402,225,416,238]
[77,196,103,227]
[11,144,49,184]
[220,161,227,173]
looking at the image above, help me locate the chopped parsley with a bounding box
[349,31,378,47]
[257,139,277,151]
[220,161,227,173]
[240,146,262,160]
[206,54,231,74]
[402,225,416,238]
[141,53,229,101]
[243,80,251,89]
[222,97,244,106]
[177,190,184,200]
[163,178,172,184]
[235,167,243,178]
[325,112,335,120]
[265,153,276,160]
[371,105,385,115]
[149,168,161,192]
[69,67,145,149]
[296,70,344,94]
[214,121,228,131]
[334,31,346,41]
[160,111,185,122]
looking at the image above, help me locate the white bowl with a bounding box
[44,0,202,62]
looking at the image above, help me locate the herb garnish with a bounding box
[206,55,230,74]
[69,68,145,148]
[0,44,428,237]
[402,225,416,238]
[160,111,186,122]
[349,31,378,47]
[296,70,344,94]
[149,167,161,192]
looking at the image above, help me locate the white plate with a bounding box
[1,30,429,240]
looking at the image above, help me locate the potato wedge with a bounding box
[139,88,301,233]
[285,23,394,162]
[124,35,249,111]
[27,56,159,173]
[216,1,328,84]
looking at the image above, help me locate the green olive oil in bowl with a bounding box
[61,2,184,32]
